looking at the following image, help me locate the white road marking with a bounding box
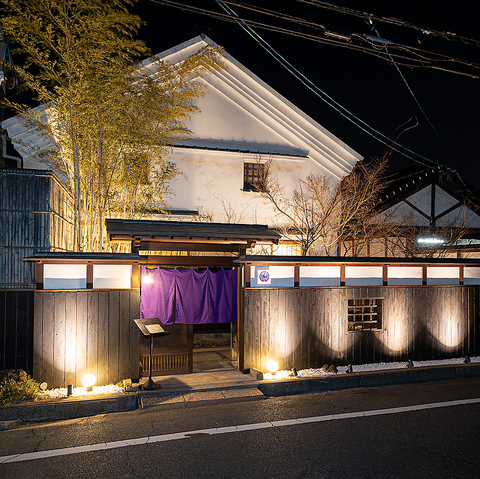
[1,397,480,464]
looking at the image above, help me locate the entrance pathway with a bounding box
[193,348,234,372]
[137,349,262,408]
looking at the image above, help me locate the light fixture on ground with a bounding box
[267,360,279,376]
[82,373,96,391]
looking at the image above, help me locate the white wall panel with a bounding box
[427,266,459,285]
[345,266,383,286]
[44,264,86,289]
[388,266,423,286]
[300,266,340,287]
[93,265,132,289]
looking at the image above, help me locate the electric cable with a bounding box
[214,0,443,169]
[149,0,480,77]
[296,0,480,48]
[370,23,449,156]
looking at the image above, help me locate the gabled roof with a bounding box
[2,35,362,179]
[151,35,361,179]
[377,165,480,212]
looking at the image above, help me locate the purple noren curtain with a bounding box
[140,267,176,324]
[175,268,209,324]
[208,268,237,324]
[140,267,237,324]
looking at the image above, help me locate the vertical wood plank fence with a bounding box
[34,290,140,388]
[0,290,35,374]
[243,286,480,373]
[0,169,74,289]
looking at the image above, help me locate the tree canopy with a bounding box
[1,0,224,251]
[257,157,390,256]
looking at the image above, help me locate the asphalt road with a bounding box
[1,377,480,478]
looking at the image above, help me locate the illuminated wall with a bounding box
[33,290,140,388]
[243,285,480,372]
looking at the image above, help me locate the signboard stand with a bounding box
[134,318,168,390]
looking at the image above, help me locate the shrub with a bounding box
[0,369,28,383]
[0,378,42,407]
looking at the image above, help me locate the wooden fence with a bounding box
[34,290,140,388]
[243,285,480,372]
[0,169,74,289]
[0,290,35,374]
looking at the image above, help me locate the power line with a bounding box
[296,0,480,48]
[150,0,480,78]
[371,25,449,157]
[214,0,442,169]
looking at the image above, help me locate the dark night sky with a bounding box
[134,0,480,186]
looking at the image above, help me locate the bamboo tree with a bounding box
[1,0,224,251]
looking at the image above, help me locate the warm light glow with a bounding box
[82,374,96,388]
[435,296,463,350]
[417,236,445,245]
[267,360,279,374]
[143,270,153,284]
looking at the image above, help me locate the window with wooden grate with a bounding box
[347,298,383,331]
[243,162,265,191]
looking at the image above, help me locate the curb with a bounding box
[2,363,480,427]
[258,363,480,397]
[0,394,138,424]
[0,384,262,425]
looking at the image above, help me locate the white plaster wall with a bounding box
[464,267,480,285]
[381,202,429,226]
[184,81,302,152]
[44,264,87,290]
[300,266,341,287]
[407,185,432,215]
[387,266,423,286]
[345,266,383,286]
[93,265,132,289]
[436,204,480,228]
[167,148,325,225]
[250,265,294,287]
[427,266,459,285]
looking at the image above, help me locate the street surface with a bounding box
[1,377,480,478]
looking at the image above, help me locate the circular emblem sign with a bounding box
[259,270,270,283]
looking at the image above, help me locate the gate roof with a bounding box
[106,219,280,249]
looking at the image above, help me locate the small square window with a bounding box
[243,162,265,191]
[347,298,383,331]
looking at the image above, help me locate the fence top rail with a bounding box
[235,255,480,267]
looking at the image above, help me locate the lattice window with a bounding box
[348,298,383,331]
[243,162,265,191]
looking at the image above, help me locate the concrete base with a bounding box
[258,363,480,397]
